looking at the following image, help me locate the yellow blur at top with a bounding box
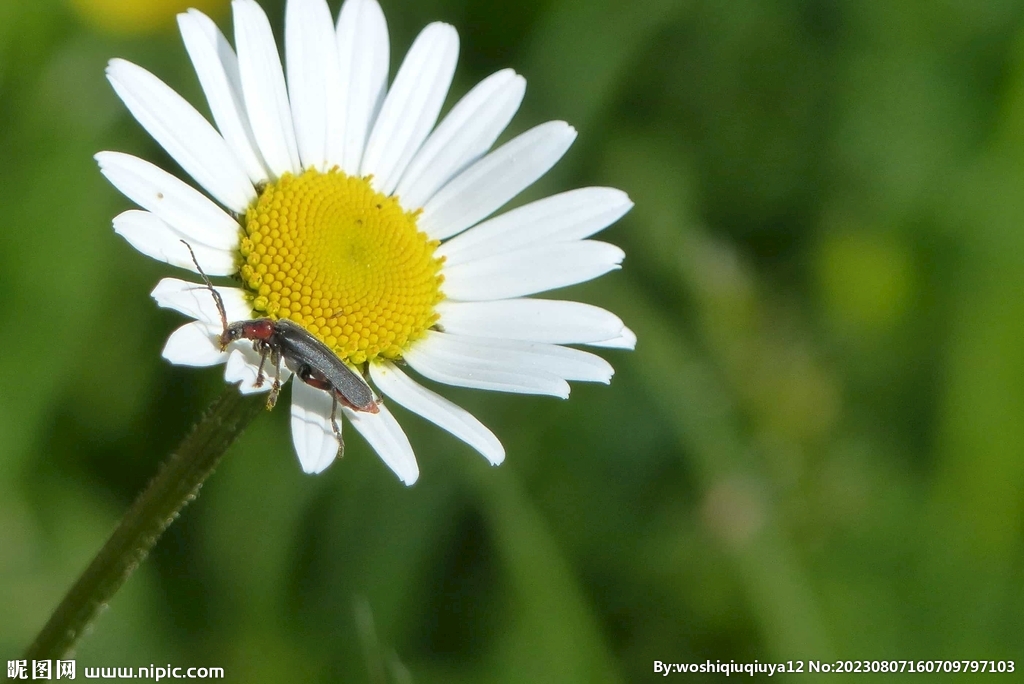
[70,0,228,35]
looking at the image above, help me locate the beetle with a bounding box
[180,241,379,451]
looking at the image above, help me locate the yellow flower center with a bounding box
[238,168,444,365]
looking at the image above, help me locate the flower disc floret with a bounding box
[238,168,444,365]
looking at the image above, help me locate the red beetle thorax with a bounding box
[243,319,276,340]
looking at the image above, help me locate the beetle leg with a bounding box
[266,350,283,410]
[254,341,269,389]
[330,392,344,459]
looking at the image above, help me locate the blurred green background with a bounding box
[3,0,1024,681]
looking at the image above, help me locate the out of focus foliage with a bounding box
[3,0,1024,681]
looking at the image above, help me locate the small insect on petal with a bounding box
[181,240,381,460]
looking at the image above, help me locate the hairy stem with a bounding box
[25,387,265,659]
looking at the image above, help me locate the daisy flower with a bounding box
[97,0,634,485]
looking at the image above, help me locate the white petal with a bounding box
[419,121,576,241]
[224,349,258,393]
[106,58,255,213]
[369,361,504,465]
[404,332,569,398]
[360,22,459,195]
[344,403,419,485]
[162,321,227,367]
[437,187,633,267]
[411,331,612,384]
[395,69,525,210]
[436,299,627,345]
[95,151,240,251]
[587,326,637,350]
[233,0,301,177]
[178,9,270,183]
[224,348,267,394]
[334,0,389,172]
[442,241,624,301]
[225,346,293,394]
[151,278,251,326]
[113,210,236,275]
[286,0,342,171]
[290,376,341,474]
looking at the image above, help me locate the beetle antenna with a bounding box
[181,239,228,334]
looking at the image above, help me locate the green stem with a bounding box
[25,387,266,659]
